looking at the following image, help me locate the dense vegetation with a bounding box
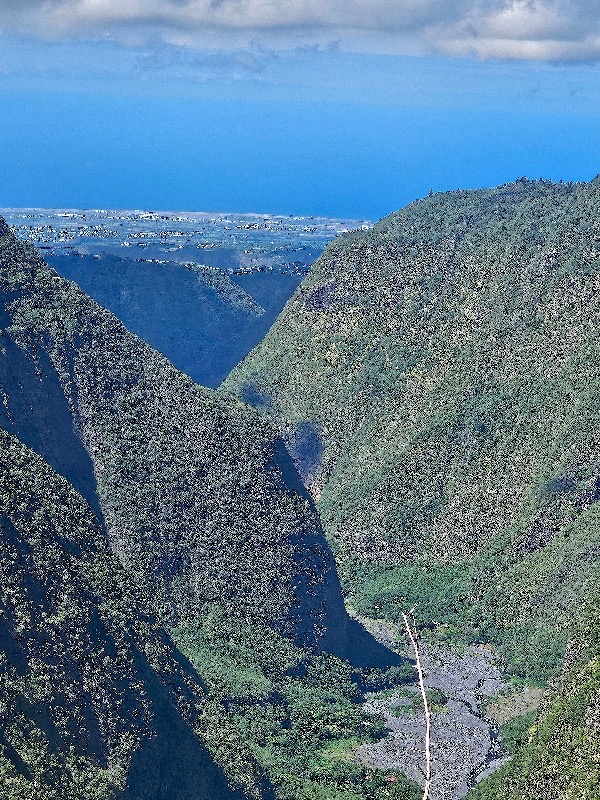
[472,609,599,799]
[225,177,600,679]
[0,216,417,799]
[0,430,419,800]
[0,222,332,645]
[0,429,243,800]
[224,179,600,795]
[4,172,599,798]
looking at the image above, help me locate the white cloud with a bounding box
[1,0,600,61]
[439,0,600,59]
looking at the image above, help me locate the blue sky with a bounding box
[1,2,600,219]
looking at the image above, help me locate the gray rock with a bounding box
[357,641,509,800]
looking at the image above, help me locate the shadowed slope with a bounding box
[0,224,323,643]
[47,253,302,388]
[0,336,102,518]
[0,218,403,671]
[0,429,246,800]
[270,437,401,668]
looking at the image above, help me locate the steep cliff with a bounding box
[0,428,247,800]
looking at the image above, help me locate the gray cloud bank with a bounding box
[1,0,600,61]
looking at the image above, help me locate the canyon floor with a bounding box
[351,614,542,800]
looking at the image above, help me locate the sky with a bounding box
[1,1,600,219]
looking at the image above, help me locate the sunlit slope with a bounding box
[224,178,600,679]
[470,610,600,800]
[0,429,244,800]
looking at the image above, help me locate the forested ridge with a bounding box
[1,174,599,799]
[0,429,245,800]
[224,178,600,797]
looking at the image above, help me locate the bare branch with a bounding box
[401,611,431,800]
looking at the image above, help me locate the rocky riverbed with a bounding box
[351,614,520,800]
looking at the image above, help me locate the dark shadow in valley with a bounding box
[121,645,249,800]
[0,332,102,520]
[271,439,402,670]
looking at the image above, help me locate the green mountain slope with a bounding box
[0,428,245,800]
[471,610,600,800]
[0,216,418,800]
[0,215,377,656]
[224,178,600,681]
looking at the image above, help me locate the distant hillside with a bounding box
[0,428,245,800]
[224,177,600,682]
[46,253,302,388]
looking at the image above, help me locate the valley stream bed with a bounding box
[350,614,537,800]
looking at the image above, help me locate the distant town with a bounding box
[2,208,373,276]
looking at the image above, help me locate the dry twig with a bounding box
[401,609,431,800]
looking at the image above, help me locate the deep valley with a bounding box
[1,181,598,800]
